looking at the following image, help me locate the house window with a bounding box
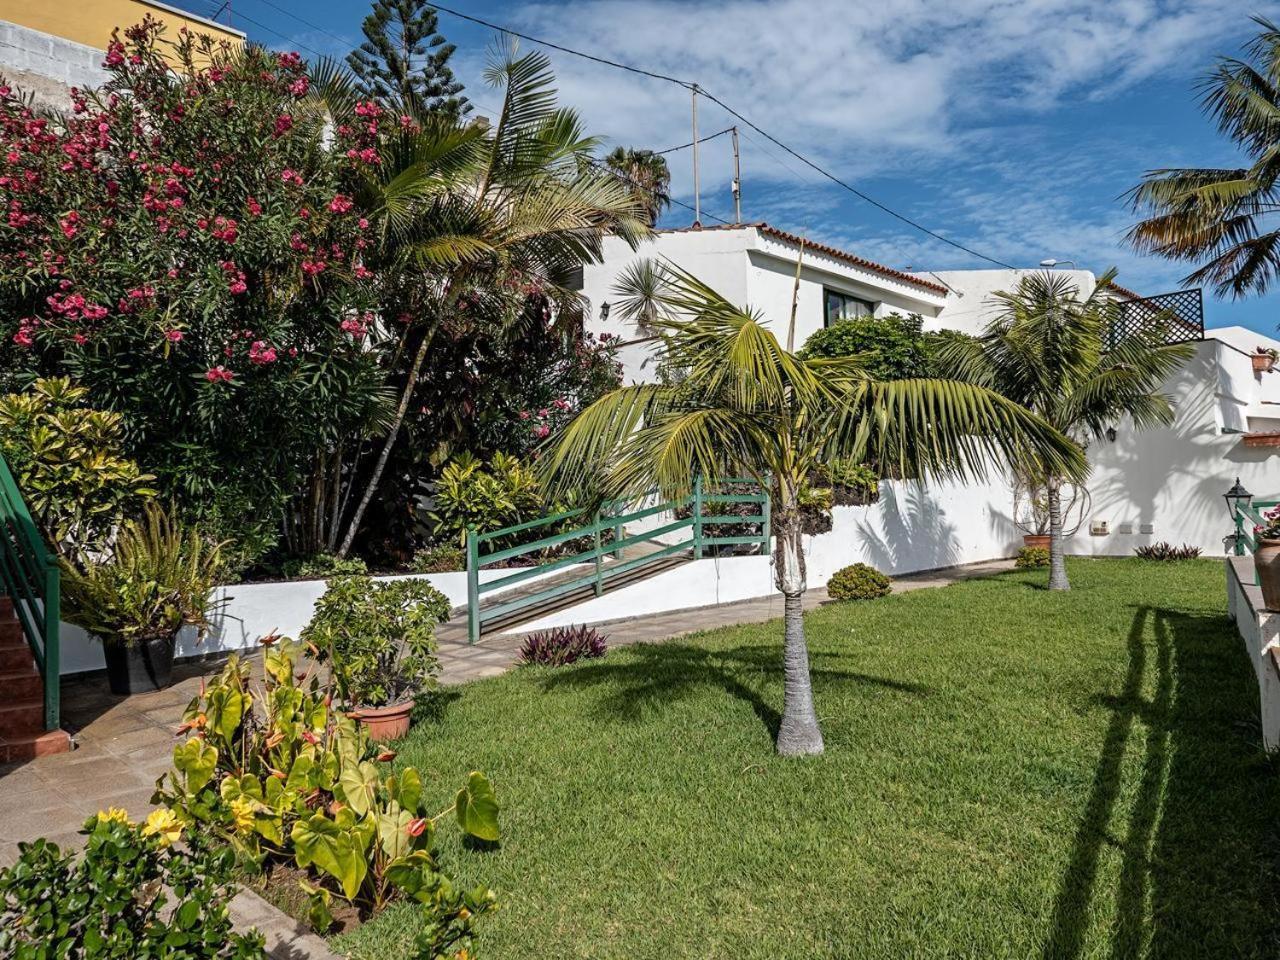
[824,289,875,326]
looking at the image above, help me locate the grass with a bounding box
[336,558,1280,959]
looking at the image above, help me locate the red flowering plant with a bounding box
[0,20,385,566]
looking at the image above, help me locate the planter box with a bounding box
[1242,432,1280,449]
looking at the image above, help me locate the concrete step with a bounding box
[0,698,43,738]
[0,728,71,762]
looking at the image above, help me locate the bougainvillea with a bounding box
[0,20,388,565]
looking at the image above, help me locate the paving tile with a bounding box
[0,803,81,841]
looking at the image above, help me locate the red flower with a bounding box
[406,817,428,837]
[248,340,277,365]
[205,365,234,383]
[273,114,293,138]
[328,194,353,214]
[165,329,183,343]
[281,168,303,186]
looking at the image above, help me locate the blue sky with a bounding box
[185,0,1280,334]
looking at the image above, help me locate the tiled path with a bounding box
[0,558,1012,864]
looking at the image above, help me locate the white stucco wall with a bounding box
[919,268,1103,336]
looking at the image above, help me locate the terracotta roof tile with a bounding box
[658,222,949,296]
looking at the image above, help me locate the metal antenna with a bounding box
[691,84,701,226]
[731,125,741,223]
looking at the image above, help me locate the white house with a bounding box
[579,222,1280,563]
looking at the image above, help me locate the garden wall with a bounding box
[1224,556,1280,752]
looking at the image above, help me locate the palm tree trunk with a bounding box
[1047,476,1070,591]
[773,507,824,756]
[336,323,438,558]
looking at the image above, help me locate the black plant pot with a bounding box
[103,635,176,695]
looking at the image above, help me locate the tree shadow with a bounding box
[536,641,930,740]
[1041,605,1280,959]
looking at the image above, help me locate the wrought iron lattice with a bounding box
[1109,288,1204,348]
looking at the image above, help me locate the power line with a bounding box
[655,126,734,156]
[416,1,1014,269]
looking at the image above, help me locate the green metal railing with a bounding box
[466,476,770,643]
[0,453,60,730]
[1232,500,1279,559]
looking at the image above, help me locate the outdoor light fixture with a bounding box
[1106,426,1117,443]
[1039,258,1077,269]
[1224,477,1253,519]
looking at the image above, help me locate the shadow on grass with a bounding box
[538,641,930,740]
[1042,605,1280,959]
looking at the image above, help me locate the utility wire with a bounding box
[655,126,734,156]
[416,1,1015,269]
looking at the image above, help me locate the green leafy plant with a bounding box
[827,564,892,601]
[429,452,545,547]
[1016,546,1050,568]
[1134,542,1203,560]
[59,503,224,648]
[798,484,834,536]
[814,457,879,506]
[153,639,498,938]
[301,576,450,708]
[0,377,155,564]
[281,553,369,581]
[0,809,265,959]
[411,543,465,573]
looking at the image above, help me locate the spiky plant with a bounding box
[1126,16,1280,298]
[539,262,1085,756]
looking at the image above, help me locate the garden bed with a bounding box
[337,558,1280,959]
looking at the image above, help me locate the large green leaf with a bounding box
[455,771,500,841]
[290,813,368,901]
[338,760,380,817]
[173,738,217,795]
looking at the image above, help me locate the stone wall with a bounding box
[0,19,108,110]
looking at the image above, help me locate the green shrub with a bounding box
[0,809,265,959]
[430,452,545,547]
[815,457,879,506]
[0,377,155,565]
[799,484,834,535]
[827,563,892,601]
[301,575,451,708]
[154,640,498,940]
[59,503,224,648]
[412,543,465,573]
[281,552,369,581]
[1016,546,1050,568]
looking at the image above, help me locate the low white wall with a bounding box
[1225,558,1280,752]
[57,565,586,675]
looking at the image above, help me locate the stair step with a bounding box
[0,699,44,737]
[0,596,12,618]
[0,645,35,673]
[0,669,43,700]
[0,621,24,648]
[0,728,71,762]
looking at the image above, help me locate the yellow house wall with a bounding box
[0,0,244,53]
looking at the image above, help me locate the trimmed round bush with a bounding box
[827,563,891,601]
[1015,546,1050,568]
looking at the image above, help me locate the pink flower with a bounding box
[533,424,550,439]
[289,76,309,97]
[229,276,247,295]
[246,197,262,216]
[205,365,234,383]
[248,340,277,365]
[518,410,530,421]
[301,259,326,276]
[273,114,293,137]
[12,327,33,347]
[328,194,353,214]
[59,211,79,238]
[281,168,303,186]
[165,329,183,343]
[538,408,549,418]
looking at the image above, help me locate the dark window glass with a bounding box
[824,289,875,326]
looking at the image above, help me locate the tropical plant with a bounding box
[153,639,499,936]
[518,625,608,666]
[346,0,469,118]
[0,377,155,564]
[827,563,892,601]
[941,270,1194,591]
[0,809,265,959]
[800,313,928,378]
[429,452,545,547]
[1134,541,1203,560]
[280,552,369,581]
[59,503,223,647]
[300,575,450,708]
[310,43,650,558]
[1015,546,1050,568]
[1126,16,1280,298]
[815,457,879,506]
[603,147,672,227]
[540,262,1084,755]
[411,542,464,573]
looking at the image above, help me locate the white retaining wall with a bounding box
[1225,558,1280,752]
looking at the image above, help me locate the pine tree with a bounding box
[346,0,469,118]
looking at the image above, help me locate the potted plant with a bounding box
[60,504,224,694]
[1254,347,1278,373]
[1254,507,1280,610]
[1012,469,1088,550]
[300,575,451,740]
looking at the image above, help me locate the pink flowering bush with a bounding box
[0,20,384,565]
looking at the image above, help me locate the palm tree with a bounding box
[603,147,671,227]
[1126,16,1280,298]
[313,45,651,556]
[940,270,1195,591]
[539,263,1085,756]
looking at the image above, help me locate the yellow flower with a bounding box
[229,797,256,832]
[97,806,133,827]
[141,808,183,848]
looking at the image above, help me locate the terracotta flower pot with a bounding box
[349,700,414,741]
[1254,354,1275,374]
[1023,534,1051,550]
[1256,539,1280,611]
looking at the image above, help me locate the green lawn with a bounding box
[336,558,1280,959]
